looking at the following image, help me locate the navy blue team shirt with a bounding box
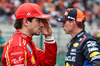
[65,29,100,66]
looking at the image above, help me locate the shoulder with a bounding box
[9,35,27,47]
[81,33,100,48]
[79,33,98,47]
[82,33,97,42]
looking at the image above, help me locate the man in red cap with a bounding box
[56,8,100,66]
[1,3,57,66]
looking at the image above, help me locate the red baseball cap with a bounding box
[15,3,51,19]
[56,8,85,23]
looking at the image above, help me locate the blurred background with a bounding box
[0,0,100,66]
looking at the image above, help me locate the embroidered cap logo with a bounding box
[64,8,73,18]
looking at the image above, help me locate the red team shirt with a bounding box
[1,30,57,66]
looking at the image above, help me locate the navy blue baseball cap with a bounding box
[56,8,85,23]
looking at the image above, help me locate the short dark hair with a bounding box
[14,18,34,29]
[14,19,23,29]
[76,22,85,29]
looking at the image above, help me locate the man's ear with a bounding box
[23,18,29,26]
[72,20,76,26]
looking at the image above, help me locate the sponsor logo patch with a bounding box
[71,49,76,52]
[88,47,99,53]
[87,41,97,47]
[11,52,23,55]
[65,56,76,62]
[73,43,79,47]
[27,12,31,16]
[90,51,100,57]
[11,56,24,64]
[77,18,82,21]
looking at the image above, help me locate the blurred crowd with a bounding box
[0,0,100,27]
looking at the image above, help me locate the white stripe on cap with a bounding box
[68,16,75,20]
[35,7,42,14]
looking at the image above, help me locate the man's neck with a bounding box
[71,29,83,38]
[18,29,32,37]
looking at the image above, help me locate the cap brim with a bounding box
[35,14,51,19]
[56,17,68,22]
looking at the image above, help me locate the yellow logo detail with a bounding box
[66,62,70,66]
[31,56,35,63]
[22,39,25,44]
[10,38,13,43]
[90,52,100,57]
[9,38,13,47]
[73,43,79,47]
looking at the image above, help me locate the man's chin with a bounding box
[65,31,69,34]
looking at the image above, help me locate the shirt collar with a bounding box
[15,29,32,42]
[71,29,86,41]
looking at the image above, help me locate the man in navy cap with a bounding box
[56,8,100,66]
